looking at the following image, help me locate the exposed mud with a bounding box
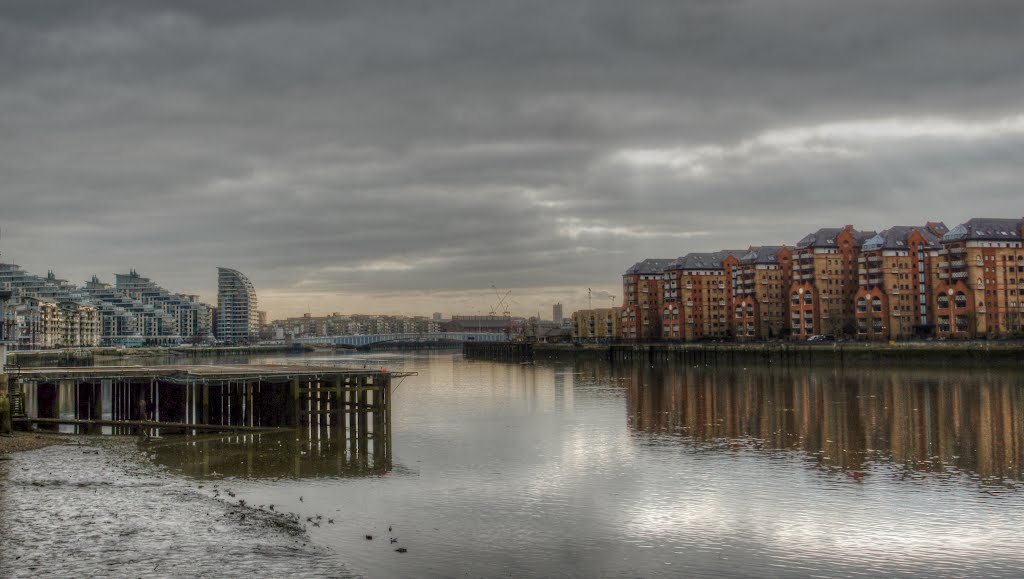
[0,432,66,456]
[0,437,353,578]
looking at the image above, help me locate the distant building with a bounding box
[552,303,563,324]
[854,224,946,340]
[932,218,1024,338]
[621,258,674,341]
[433,312,443,322]
[572,308,622,342]
[2,296,100,349]
[732,246,793,340]
[789,225,875,340]
[663,250,745,341]
[444,315,516,334]
[114,269,212,342]
[217,267,258,343]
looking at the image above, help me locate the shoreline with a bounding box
[532,340,1024,366]
[0,436,352,578]
[6,344,307,368]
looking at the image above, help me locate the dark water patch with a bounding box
[145,427,396,481]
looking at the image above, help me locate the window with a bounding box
[955,315,969,332]
[871,298,882,312]
[856,298,867,313]
[804,293,813,305]
[954,292,967,309]
[938,294,949,309]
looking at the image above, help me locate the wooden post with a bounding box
[291,378,301,427]
[348,382,357,436]
[0,373,11,436]
[202,384,209,426]
[246,381,254,427]
[358,380,369,457]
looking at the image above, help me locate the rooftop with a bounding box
[795,226,876,249]
[862,224,945,252]
[624,258,676,276]
[670,249,746,270]
[942,217,1024,242]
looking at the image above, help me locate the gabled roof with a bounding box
[942,217,1024,242]
[795,226,876,249]
[862,225,944,252]
[624,258,675,276]
[669,250,746,271]
[740,245,787,265]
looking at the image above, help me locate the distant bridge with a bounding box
[294,332,509,348]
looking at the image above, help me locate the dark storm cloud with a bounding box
[2,1,1023,314]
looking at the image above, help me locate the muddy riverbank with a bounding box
[0,432,67,456]
[0,437,352,578]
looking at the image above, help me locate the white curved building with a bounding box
[217,267,258,343]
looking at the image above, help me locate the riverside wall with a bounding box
[531,341,1024,367]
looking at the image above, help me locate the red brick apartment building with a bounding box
[616,215,1023,343]
[789,226,875,340]
[853,224,946,340]
[932,218,1024,338]
[661,250,745,341]
[622,259,674,341]
[731,246,793,340]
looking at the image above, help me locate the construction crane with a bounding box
[490,284,512,317]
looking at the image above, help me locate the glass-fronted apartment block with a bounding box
[216,267,258,343]
[0,258,213,348]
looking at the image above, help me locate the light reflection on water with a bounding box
[149,352,1024,578]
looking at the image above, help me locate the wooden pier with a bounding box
[6,364,413,461]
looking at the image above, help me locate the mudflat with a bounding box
[0,437,352,578]
[0,432,66,456]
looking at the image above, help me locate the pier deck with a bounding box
[6,364,413,462]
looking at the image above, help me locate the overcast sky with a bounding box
[2,1,1023,318]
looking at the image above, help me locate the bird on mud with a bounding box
[268,505,275,511]
[299,496,304,502]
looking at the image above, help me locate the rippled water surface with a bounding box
[146,353,1024,577]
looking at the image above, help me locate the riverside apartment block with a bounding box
[580,216,1024,343]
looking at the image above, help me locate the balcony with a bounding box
[951,261,966,268]
[952,271,968,279]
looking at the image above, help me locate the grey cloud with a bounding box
[2,1,1023,316]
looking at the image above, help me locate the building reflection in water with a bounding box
[145,424,394,480]
[615,360,1024,483]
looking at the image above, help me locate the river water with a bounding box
[136,351,1024,578]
